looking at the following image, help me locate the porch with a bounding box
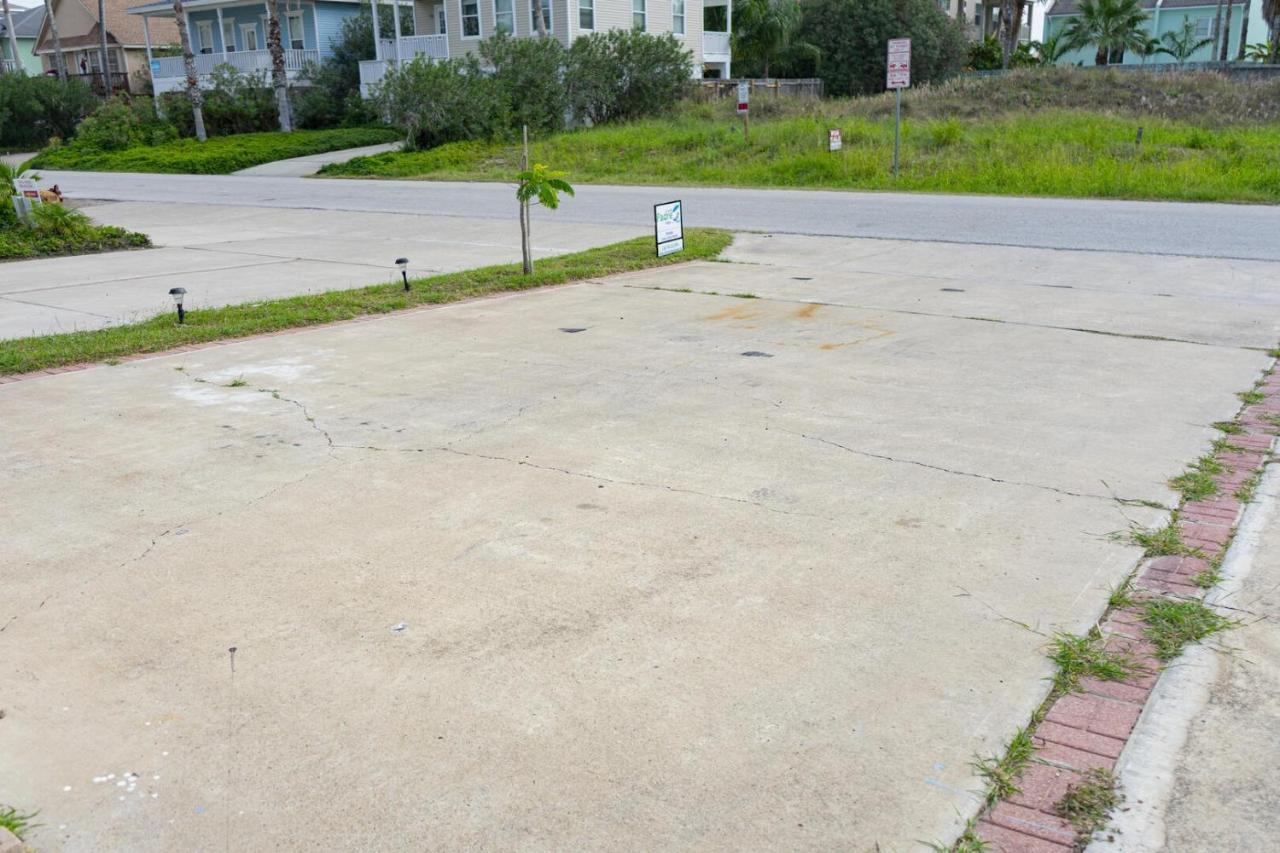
[357,34,447,97]
[147,48,319,94]
[702,0,730,78]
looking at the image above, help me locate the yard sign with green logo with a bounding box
[654,200,683,257]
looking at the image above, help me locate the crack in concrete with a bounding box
[780,428,1156,506]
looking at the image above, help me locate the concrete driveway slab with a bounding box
[0,240,1266,850]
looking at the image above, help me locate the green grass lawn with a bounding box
[27,127,402,175]
[320,108,1280,203]
[0,228,731,375]
[1,220,150,261]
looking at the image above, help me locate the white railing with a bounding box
[1,58,18,73]
[702,32,731,59]
[377,34,449,61]
[359,59,388,89]
[151,49,320,80]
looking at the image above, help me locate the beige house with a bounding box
[35,0,178,93]
[359,0,730,96]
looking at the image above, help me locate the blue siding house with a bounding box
[1044,0,1269,65]
[126,0,410,93]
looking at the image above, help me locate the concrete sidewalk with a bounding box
[0,232,1270,851]
[231,141,402,177]
[1,152,36,170]
[0,202,640,339]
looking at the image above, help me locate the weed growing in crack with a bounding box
[1235,472,1262,503]
[0,804,37,840]
[1049,633,1137,693]
[1169,455,1224,502]
[226,376,248,388]
[1108,578,1136,609]
[925,822,989,852]
[1191,568,1222,589]
[1055,768,1121,841]
[1123,519,1202,558]
[1238,388,1265,405]
[973,727,1035,806]
[1141,599,1234,661]
[1212,420,1243,435]
[729,292,758,299]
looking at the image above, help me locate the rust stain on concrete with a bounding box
[792,304,821,320]
[703,304,762,322]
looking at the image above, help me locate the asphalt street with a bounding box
[38,170,1280,262]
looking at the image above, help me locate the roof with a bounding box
[0,5,46,39]
[1046,0,1220,15]
[36,0,178,50]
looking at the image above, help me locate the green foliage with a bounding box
[1158,18,1213,64]
[969,35,1038,70]
[516,163,575,208]
[1141,599,1233,661]
[293,9,383,129]
[565,30,693,125]
[0,73,97,149]
[0,804,37,840]
[480,32,569,135]
[73,97,179,151]
[1055,768,1121,839]
[1061,0,1151,65]
[0,209,150,261]
[1169,454,1224,501]
[973,727,1035,806]
[732,0,816,78]
[1048,633,1137,693]
[795,0,967,96]
[375,54,509,150]
[162,65,277,137]
[28,127,400,174]
[0,229,733,375]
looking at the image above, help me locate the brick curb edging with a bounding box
[973,367,1280,852]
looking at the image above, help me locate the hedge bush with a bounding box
[0,74,97,150]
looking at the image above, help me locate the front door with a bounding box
[241,23,260,51]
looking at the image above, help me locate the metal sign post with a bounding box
[654,200,684,258]
[886,38,911,179]
[737,81,749,142]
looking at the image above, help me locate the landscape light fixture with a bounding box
[168,287,187,324]
[396,257,410,292]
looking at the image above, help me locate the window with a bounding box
[436,4,447,33]
[287,11,305,50]
[241,22,259,51]
[632,0,645,29]
[1193,16,1216,39]
[530,0,551,33]
[672,0,684,34]
[460,0,480,37]
[221,19,236,51]
[578,0,593,29]
[494,0,514,32]
[197,20,214,54]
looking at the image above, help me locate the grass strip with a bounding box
[1142,599,1234,661]
[0,224,150,261]
[26,127,402,175]
[0,228,732,376]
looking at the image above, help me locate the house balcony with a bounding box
[358,34,449,98]
[2,58,18,73]
[148,48,319,94]
[702,31,730,63]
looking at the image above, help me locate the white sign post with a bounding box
[886,37,911,178]
[654,200,684,258]
[828,128,842,152]
[11,177,42,226]
[736,81,749,141]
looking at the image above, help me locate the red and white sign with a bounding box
[828,129,842,151]
[886,37,911,90]
[13,177,40,201]
[736,81,749,115]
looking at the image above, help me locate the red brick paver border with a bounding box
[974,367,1279,852]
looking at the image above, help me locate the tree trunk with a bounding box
[1211,0,1225,59]
[3,0,22,74]
[267,0,293,132]
[1221,0,1235,60]
[1095,45,1108,65]
[171,0,207,141]
[1271,11,1279,62]
[519,124,532,274]
[1000,0,1013,67]
[1236,0,1251,59]
[97,0,111,92]
[43,0,67,81]
[533,0,547,38]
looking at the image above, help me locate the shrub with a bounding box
[0,74,98,149]
[293,9,383,129]
[797,0,967,96]
[565,30,692,125]
[162,65,277,136]
[480,31,568,135]
[73,97,179,151]
[374,55,509,150]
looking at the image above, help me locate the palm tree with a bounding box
[1236,0,1251,59]
[1061,0,1151,65]
[733,0,804,79]
[1159,18,1213,63]
[43,0,67,81]
[96,0,111,91]
[1243,41,1270,60]
[1134,33,1162,63]
[170,0,207,141]
[1219,0,1237,60]
[1266,0,1279,62]
[2,0,21,74]
[266,0,293,132]
[1034,31,1073,65]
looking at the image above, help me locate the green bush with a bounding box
[480,31,568,135]
[797,0,968,96]
[162,65,277,136]
[565,30,692,124]
[73,97,179,151]
[0,74,98,149]
[374,55,509,150]
[293,9,383,129]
